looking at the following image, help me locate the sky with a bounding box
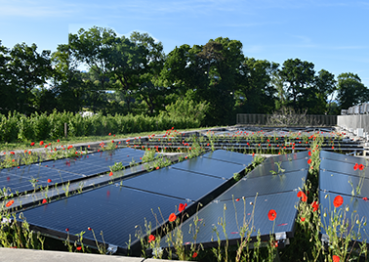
[1,0,368,88]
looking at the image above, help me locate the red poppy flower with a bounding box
[300,217,305,222]
[5,200,14,207]
[65,228,69,232]
[178,203,188,212]
[311,201,319,212]
[148,234,155,243]
[28,151,31,155]
[112,140,114,143]
[354,163,359,170]
[108,133,111,136]
[308,151,311,156]
[359,164,365,171]
[109,172,113,176]
[363,197,368,201]
[31,142,35,146]
[47,179,52,183]
[156,166,159,170]
[192,252,198,258]
[268,209,277,221]
[236,198,240,202]
[168,213,177,222]
[332,146,334,149]
[297,191,307,202]
[307,159,312,164]
[42,199,47,204]
[40,141,44,146]
[252,152,255,157]
[76,246,82,251]
[333,195,343,208]
[332,255,340,262]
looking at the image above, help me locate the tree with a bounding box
[235,58,279,114]
[337,73,369,109]
[314,69,336,114]
[279,58,315,112]
[0,41,14,114]
[7,43,52,115]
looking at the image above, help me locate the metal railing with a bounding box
[237,114,337,126]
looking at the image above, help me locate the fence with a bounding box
[337,115,369,136]
[237,114,337,126]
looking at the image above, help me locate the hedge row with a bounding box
[0,111,202,142]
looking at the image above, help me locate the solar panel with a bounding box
[202,150,253,165]
[247,158,309,179]
[123,167,229,201]
[320,170,369,198]
[161,191,299,249]
[320,150,367,165]
[320,158,369,178]
[19,185,183,254]
[217,170,307,201]
[0,165,83,194]
[171,157,245,180]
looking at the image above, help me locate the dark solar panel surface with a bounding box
[264,151,309,164]
[218,170,307,201]
[0,165,83,193]
[247,158,309,179]
[162,191,298,248]
[320,158,369,178]
[202,151,253,165]
[19,186,181,249]
[0,148,147,195]
[123,167,227,201]
[171,157,245,179]
[320,170,369,198]
[320,150,367,165]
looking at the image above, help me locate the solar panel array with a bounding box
[319,151,369,244]
[0,148,146,195]
[161,151,309,249]
[18,150,254,254]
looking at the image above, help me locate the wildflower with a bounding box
[31,142,35,146]
[268,209,277,221]
[88,145,90,148]
[40,141,44,146]
[300,217,305,222]
[57,139,60,142]
[88,227,91,231]
[307,159,312,164]
[354,163,359,170]
[65,228,69,232]
[192,252,198,258]
[109,172,113,176]
[332,255,340,262]
[332,146,334,149]
[297,191,307,202]
[109,133,111,136]
[236,198,240,202]
[28,151,31,155]
[112,140,114,143]
[252,152,255,157]
[333,195,343,208]
[5,200,14,207]
[76,246,82,251]
[308,151,311,156]
[47,179,52,183]
[363,197,368,201]
[148,234,155,243]
[178,203,188,212]
[10,151,15,155]
[168,213,177,222]
[156,166,159,170]
[42,199,47,204]
[359,164,365,171]
[311,201,319,212]
[44,145,48,148]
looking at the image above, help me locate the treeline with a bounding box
[1,26,368,126]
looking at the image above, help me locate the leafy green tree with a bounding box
[0,41,15,114]
[279,58,315,111]
[235,58,279,114]
[337,73,369,109]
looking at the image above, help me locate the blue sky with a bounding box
[1,0,368,87]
